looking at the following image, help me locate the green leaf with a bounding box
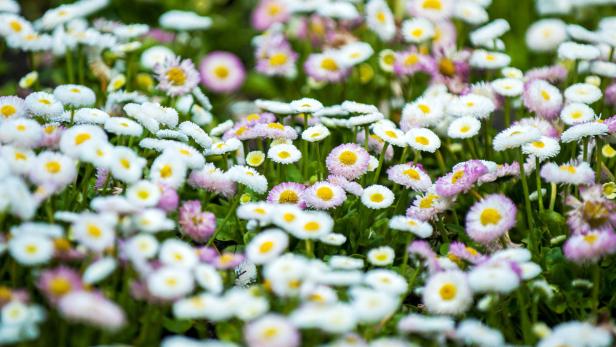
[162,317,192,334]
[216,321,242,342]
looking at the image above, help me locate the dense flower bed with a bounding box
[0,0,616,346]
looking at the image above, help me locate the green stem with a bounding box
[549,182,557,211]
[363,125,370,151]
[399,146,409,164]
[592,263,601,317]
[401,233,414,272]
[517,150,534,228]
[372,143,388,184]
[504,97,512,127]
[535,157,544,213]
[65,51,74,83]
[305,239,314,258]
[595,138,602,183]
[209,193,241,246]
[516,288,532,345]
[435,149,447,173]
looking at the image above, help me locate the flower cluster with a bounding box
[0,0,615,346]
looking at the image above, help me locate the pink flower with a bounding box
[58,291,126,330]
[200,51,246,93]
[325,143,370,180]
[564,231,616,263]
[154,56,200,96]
[37,266,83,303]
[179,200,217,242]
[251,0,290,31]
[435,160,488,197]
[157,184,179,212]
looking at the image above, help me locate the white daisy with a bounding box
[147,266,194,300]
[406,128,441,153]
[521,136,561,160]
[30,151,77,187]
[564,83,602,104]
[367,246,395,266]
[388,215,433,238]
[8,234,54,266]
[246,229,289,264]
[267,143,302,164]
[361,184,394,209]
[401,17,435,43]
[104,117,143,137]
[560,103,595,125]
[0,118,43,148]
[423,270,472,315]
[493,125,541,151]
[53,84,96,107]
[447,116,481,139]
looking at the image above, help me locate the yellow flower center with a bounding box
[137,190,150,200]
[415,136,429,146]
[87,224,102,238]
[267,122,285,130]
[160,165,173,178]
[422,0,442,10]
[451,170,465,184]
[74,133,91,145]
[214,65,229,79]
[540,90,551,101]
[45,161,61,173]
[120,158,131,169]
[532,141,545,148]
[411,28,424,38]
[304,221,320,232]
[263,327,279,339]
[38,98,51,105]
[460,125,470,133]
[25,244,38,254]
[385,130,398,138]
[283,212,296,222]
[376,11,386,23]
[571,111,582,119]
[166,66,187,86]
[320,57,338,71]
[370,193,384,203]
[49,278,72,296]
[419,194,437,209]
[269,52,288,66]
[278,151,290,159]
[404,53,419,66]
[403,168,420,180]
[14,152,27,161]
[375,253,388,261]
[1,105,16,117]
[559,165,576,174]
[16,124,26,132]
[316,186,334,201]
[278,190,298,204]
[480,208,501,225]
[246,113,260,121]
[438,58,456,76]
[339,150,358,165]
[9,20,22,32]
[418,104,430,113]
[267,3,281,16]
[259,241,274,253]
[584,234,599,245]
[439,283,457,300]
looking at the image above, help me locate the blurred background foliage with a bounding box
[3,0,616,98]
